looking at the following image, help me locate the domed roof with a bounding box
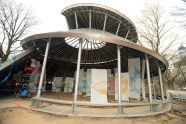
[61,3,138,43]
[19,4,168,77]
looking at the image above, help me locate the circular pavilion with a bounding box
[22,3,170,116]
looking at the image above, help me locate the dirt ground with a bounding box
[0,107,186,124]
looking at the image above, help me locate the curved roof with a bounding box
[61,3,138,43]
[21,29,168,76]
[19,4,168,77]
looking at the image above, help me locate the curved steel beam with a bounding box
[21,29,168,69]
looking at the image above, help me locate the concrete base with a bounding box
[31,99,43,107]
[29,97,171,117]
[0,97,171,118]
[162,103,167,108]
[71,103,78,114]
[33,104,171,118]
[118,105,124,114]
[152,104,158,112]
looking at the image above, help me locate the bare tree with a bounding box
[175,56,186,87]
[0,1,36,63]
[137,1,181,89]
[137,2,176,58]
[163,68,181,90]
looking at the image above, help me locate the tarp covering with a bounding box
[0,48,33,85]
[29,61,41,93]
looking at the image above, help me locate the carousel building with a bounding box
[0,3,170,116]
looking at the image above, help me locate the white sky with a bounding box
[15,0,185,47]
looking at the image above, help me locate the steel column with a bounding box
[103,14,107,31]
[117,45,122,114]
[141,60,146,100]
[89,10,91,29]
[75,12,78,29]
[152,76,156,100]
[37,38,51,97]
[145,54,152,104]
[72,39,82,113]
[116,20,122,114]
[158,63,164,101]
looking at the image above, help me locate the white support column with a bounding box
[158,63,164,101]
[115,20,122,114]
[37,38,51,97]
[75,12,78,29]
[152,76,156,100]
[145,54,152,104]
[89,10,91,29]
[141,60,146,100]
[103,14,107,31]
[72,39,82,113]
[117,45,122,114]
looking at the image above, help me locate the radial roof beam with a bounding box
[61,3,138,42]
[89,10,92,29]
[75,12,78,29]
[103,14,107,31]
[125,29,130,39]
[116,21,121,35]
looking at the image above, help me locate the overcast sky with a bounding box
[15,0,185,47]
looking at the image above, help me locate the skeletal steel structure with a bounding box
[21,3,170,115]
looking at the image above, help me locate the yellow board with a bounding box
[92,81,107,94]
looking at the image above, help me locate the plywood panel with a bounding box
[128,58,141,100]
[91,69,108,103]
[115,73,129,101]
